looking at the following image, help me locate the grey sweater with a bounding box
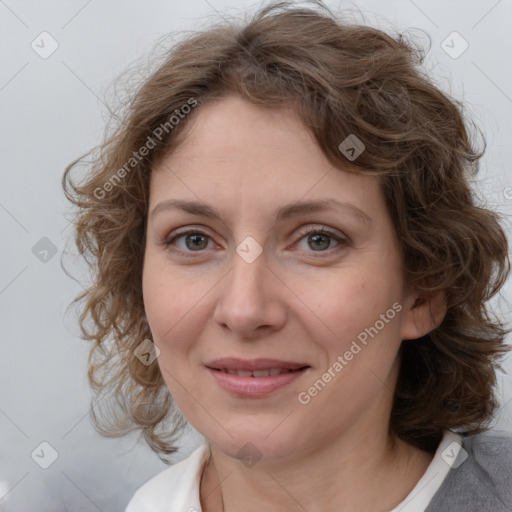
[425,431,512,511]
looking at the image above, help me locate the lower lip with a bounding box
[206,367,310,397]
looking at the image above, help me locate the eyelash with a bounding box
[163,226,349,258]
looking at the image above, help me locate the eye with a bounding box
[163,225,349,258]
[163,228,216,257]
[293,226,349,254]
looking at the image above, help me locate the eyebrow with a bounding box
[150,198,373,225]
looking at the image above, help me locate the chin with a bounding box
[207,428,302,464]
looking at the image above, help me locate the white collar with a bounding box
[389,430,463,512]
[126,439,210,511]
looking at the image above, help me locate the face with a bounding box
[142,94,428,463]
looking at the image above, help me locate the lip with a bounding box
[205,357,310,372]
[206,363,311,398]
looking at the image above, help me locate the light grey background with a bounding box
[1,0,511,510]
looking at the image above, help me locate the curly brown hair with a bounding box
[62,0,511,461]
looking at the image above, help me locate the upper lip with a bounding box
[205,357,310,371]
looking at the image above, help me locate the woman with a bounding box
[62,1,512,511]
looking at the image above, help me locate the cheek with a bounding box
[142,262,223,381]
[142,261,199,347]
[310,266,403,357]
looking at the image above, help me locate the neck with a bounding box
[200,428,434,512]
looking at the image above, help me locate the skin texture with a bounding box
[142,94,446,512]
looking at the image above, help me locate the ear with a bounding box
[400,289,447,341]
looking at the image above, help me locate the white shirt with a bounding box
[125,430,462,512]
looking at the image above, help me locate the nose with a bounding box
[212,246,287,339]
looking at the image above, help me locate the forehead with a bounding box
[149,95,383,219]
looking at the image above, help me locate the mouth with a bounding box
[207,367,309,377]
[204,358,311,397]
[205,357,310,373]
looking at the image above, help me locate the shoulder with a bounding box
[426,430,512,512]
[461,431,512,489]
[463,429,512,461]
[125,441,210,512]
